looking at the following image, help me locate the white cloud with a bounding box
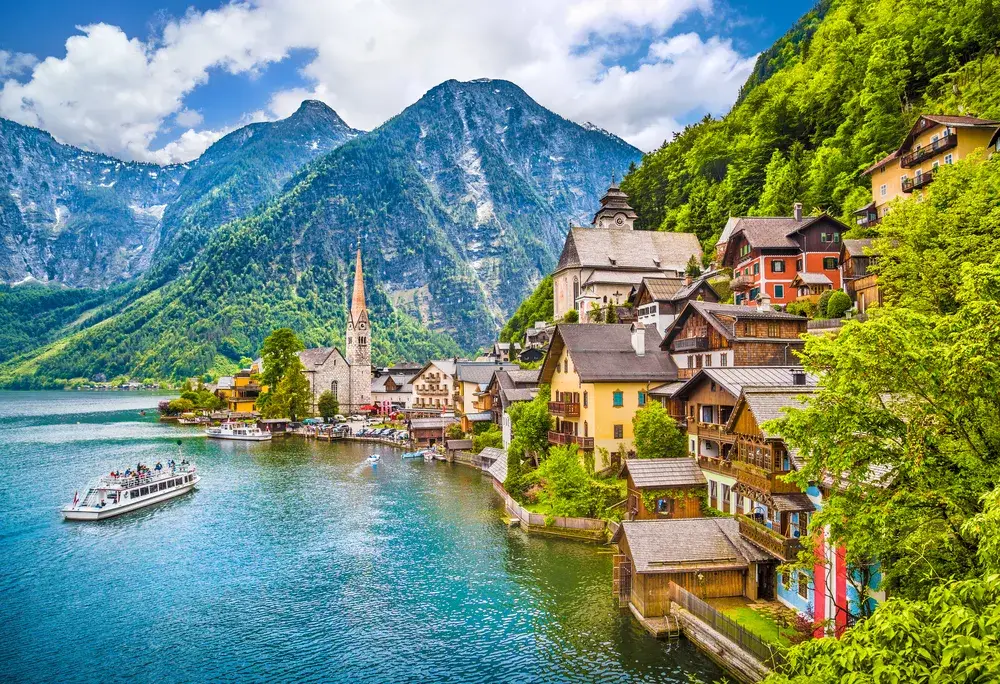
[0,0,757,163]
[0,50,38,78]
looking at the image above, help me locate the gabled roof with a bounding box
[673,367,818,400]
[410,416,458,429]
[488,369,540,410]
[555,228,702,274]
[634,275,720,304]
[298,347,346,370]
[540,324,678,384]
[720,214,850,265]
[725,386,816,437]
[841,238,875,259]
[478,447,506,465]
[623,458,707,489]
[487,448,508,484]
[414,359,458,379]
[613,518,770,573]
[864,114,1000,174]
[456,361,518,385]
[661,301,807,348]
[789,272,833,287]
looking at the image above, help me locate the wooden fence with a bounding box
[492,481,607,539]
[668,582,785,669]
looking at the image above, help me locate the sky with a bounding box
[0,0,813,165]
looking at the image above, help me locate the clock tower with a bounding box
[345,247,372,411]
[592,178,638,231]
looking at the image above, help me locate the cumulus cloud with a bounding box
[0,0,757,163]
[0,50,38,78]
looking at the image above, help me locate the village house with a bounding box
[524,321,555,350]
[552,182,702,320]
[410,359,458,412]
[453,361,518,432]
[487,342,522,362]
[839,238,880,313]
[408,415,458,448]
[540,323,678,472]
[612,519,776,622]
[660,301,808,379]
[485,368,539,448]
[215,369,260,414]
[718,207,851,308]
[371,365,419,413]
[622,458,706,521]
[856,114,1000,228]
[631,275,720,334]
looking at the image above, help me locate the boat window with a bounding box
[140,487,149,496]
[159,482,167,491]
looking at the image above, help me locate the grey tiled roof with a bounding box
[791,272,832,286]
[556,228,702,273]
[410,416,458,429]
[456,361,518,385]
[583,270,648,286]
[639,277,686,300]
[624,458,707,488]
[506,369,539,385]
[550,324,678,382]
[298,347,341,370]
[771,493,816,512]
[675,367,818,399]
[487,448,508,484]
[663,301,807,346]
[841,238,875,258]
[617,518,766,572]
[723,217,815,250]
[478,447,506,464]
[736,386,816,437]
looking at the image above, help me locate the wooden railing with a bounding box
[902,169,935,192]
[696,455,737,477]
[673,336,710,352]
[730,274,754,292]
[547,431,595,449]
[696,422,735,442]
[737,514,802,561]
[900,133,956,167]
[734,462,801,494]
[548,401,581,417]
[668,582,785,667]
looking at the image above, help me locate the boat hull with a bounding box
[62,476,200,521]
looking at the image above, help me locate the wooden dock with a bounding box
[628,604,681,638]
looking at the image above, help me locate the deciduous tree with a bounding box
[632,401,687,459]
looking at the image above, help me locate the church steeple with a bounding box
[346,246,370,368]
[592,179,638,230]
[351,247,366,322]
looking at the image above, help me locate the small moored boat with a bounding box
[400,451,423,459]
[62,462,199,521]
[205,422,272,441]
[367,454,381,464]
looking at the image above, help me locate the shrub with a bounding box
[786,300,816,318]
[445,423,465,440]
[561,309,579,323]
[826,290,852,318]
[632,401,687,459]
[816,290,833,317]
[168,398,195,413]
[472,424,502,453]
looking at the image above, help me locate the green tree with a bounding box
[508,386,553,473]
[168,398,194,413]
[685,254,701,277]
[816,289,833,318]
[825,290,852,318]
[604,302,617,324]
[632,401,688,459]
[530,444,593,518]
[561,309,579,323]
[259,328,304,390]
[317,390,339,420]
[472,424,503,453]
[261,360,312,421]
[445,423,465,440]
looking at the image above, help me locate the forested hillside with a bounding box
[622,0,1000,249]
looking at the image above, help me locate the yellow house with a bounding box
[539,323,680,472]
[857,114,999,227]
[454,360,518,432]
[217,369,261,414]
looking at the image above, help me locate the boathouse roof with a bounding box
[614,519,770,573]
[487,448,508,484]
[623,458,706,489]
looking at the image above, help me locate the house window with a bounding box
[795,258,803,271]
[774,284,784,299]
[563,359,568,373]
[768,322,779,337]
[687,355,694,368]
[944,153,954,164]
[932,160,939,170]
[798,572,810,599]
[820,232,827,242]
[833,232,841,242]
[613,391,623,407]
[583,391,588,408]
[704,354,711,368]
[771,260,785,273]
[720,354,728,367]
[900,174,908,185]
[614,424,624,439]
[823,257,838,270]
[753,262,760,275]
[584,421,589,437]
[879,184,887,197]
[638,391,646,407]
[749,287,759,300]
[656,497,675,515]
[331,381,338,395]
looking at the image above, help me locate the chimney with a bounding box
[791,369,807,386]
[793,202,803,221]
[759,295,772,312]
[684,274,693,286]
[631,324,646,357]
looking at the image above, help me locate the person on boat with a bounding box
[155,462,162,471]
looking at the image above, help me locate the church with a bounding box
[297,248,373,414]
[552,182,703,321]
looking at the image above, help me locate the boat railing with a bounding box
[98,465,195,488]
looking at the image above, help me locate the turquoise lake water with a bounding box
[0,391,725,683]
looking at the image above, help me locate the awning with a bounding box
[770,493,815,513]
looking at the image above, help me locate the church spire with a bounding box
[351,246,366,321]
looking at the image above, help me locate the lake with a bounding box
[0,391,725,683]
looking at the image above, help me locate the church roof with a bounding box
[555,228,702,274]
[592,182,639,223]
[298,347,346,370]
[351,248,367,320]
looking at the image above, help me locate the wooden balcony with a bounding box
[696,455,737,477]
[734,462,801,494]
[673,336,710,352]
[730,274,754,292]
[547,430,595,450]
[900,133,957,167]
[902,170,935,193]
[737,514,802,561]
[548,401,581,417]
[695,422,735,443]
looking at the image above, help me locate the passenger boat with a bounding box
[205,422,272,441]
[62,463,199,521]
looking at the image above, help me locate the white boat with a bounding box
[367,454,381,464]
[62,463,200,521]
[423,450,435,462]
[205,422,272,441]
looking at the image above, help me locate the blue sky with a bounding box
[0,1,814,163]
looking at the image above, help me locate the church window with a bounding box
[331,381,338,395]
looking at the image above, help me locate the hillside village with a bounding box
[149,108,1000,679]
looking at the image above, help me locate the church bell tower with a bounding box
[345,246,372,411]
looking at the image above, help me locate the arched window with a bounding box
[603,295,608,303]
[573,277,579,306]
[331,381,338,395]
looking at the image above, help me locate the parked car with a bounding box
[334,414,347,423]
[349,414,365,422]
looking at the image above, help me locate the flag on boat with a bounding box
[72,491,79,507]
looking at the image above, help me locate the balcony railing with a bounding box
[734,462,801,494]
[695,422,735,443]
[730,274,754,292]
[900,133,957,168]
[902,170,935,193]
[673,336,710,352]
[855,214,881,228]
[696,455,737,477]
[548,401,581,417]
[737,514,802,561]
[547,430,595,450]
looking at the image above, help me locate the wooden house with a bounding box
[612,519,776,619]
[631,275,720,334]
[660,301,807,379]
[789,272,833,304]
[408,416,457,447]
[622,458,706,520]
[840,239,881,313]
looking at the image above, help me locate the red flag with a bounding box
[72,491,79,507]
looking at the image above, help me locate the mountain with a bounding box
[0,100,360,288]
[619,0,1000,248]
[0,79,641,385]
